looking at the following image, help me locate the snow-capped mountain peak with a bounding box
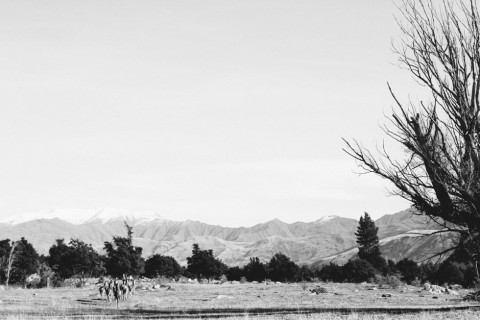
[315,215,338,224]
[0,208,163,225]
[84,208,163,224]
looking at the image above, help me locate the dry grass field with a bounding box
[0,281,479,319]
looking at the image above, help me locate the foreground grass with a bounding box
[0,281,478,319]
[1,310,479,320]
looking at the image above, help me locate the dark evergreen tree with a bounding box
[48,239,104,281]
[355,212,383,268]
[430,261,464,285]
[9,237,39,286]
[69,239,104,282]
[48,239,73,279]
[421,262,437,282]
[243,257,267,282]
[385,259,397,275]
[144,255,182,278]
[342,259,377,283]
[186,243,227,280]
[396,258,420,284]
[296,265,314,282]
[226,266,243,281]
[266,252,299,282]
[104,222,145,277]
[317,263,344,282]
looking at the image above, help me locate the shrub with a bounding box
[308,286,328,294]
[430,262,464,285]
[296,265,314,282]
[396,258,421,284]
[37,263,55,288]
[267,253,299,282]
[25,273,41,288]
[411,277,422,287]
[226,266,243,281]
[312,286,327,293]
[342,259,378,283]
[144,255,182,278]
[374,274,402,289]
[51,277,66,287]
[318,263,344,282]
[243,257,267,282]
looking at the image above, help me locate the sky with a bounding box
[0,0,420,227]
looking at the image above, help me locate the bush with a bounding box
[411,277,422,287]
[244,258,267,282]
[311,286,327,294]
[36,263,55,288]
[342,259,378,283]
[267,253,299,282]
[144,255,182,278]
[463,264,478,287]
[374,274,402,289]
[25,273,41,288]
[226,266,243,281]
[318,263,344,282]
[430,262,464,285]
[396,258,421,284]
[296,265,314,282]
[51,277,66,287]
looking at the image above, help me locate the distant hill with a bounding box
[0,207,450,266]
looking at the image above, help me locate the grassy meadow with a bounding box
[0,281,478,319]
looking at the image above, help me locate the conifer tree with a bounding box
[104,222,145,277]
[186,243,227,281]
[355,212,382,267]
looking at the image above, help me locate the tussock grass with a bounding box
[0,282,478,319]
[1,311,479,319]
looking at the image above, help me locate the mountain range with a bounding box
[0,208,454,266]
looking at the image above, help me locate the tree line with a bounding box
[0,222,307,287]
[318,212,479,287]
[1,217,478,289]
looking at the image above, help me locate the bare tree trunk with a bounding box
[5,241,19,290]
[343,0,480,263]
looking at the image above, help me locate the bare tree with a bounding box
[344,0,480,263]
[4,241,20,289]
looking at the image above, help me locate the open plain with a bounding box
[0,281,479,319]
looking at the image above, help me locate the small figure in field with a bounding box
[112,280,121,308]
[105,280,113,303]
[99,283,106,300]
[120,279,129,301]
[128,277,135,296]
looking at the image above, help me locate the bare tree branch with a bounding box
[344,0,480,262]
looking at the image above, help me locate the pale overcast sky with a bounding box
[0,0,418,227]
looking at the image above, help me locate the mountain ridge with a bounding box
[0,207,449,266]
